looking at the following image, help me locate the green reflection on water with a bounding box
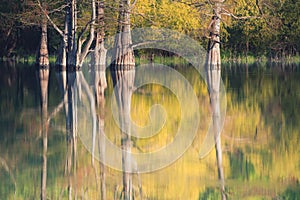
[0,61,299,199]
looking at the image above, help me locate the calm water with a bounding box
[0,61,300,199]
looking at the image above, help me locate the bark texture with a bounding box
[37,14,49,68]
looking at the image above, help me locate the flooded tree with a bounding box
[206,0,226,199]
[36,15,49,68]
[35,3,50,197]
[110,0,136,199]
[93,0,107,107]
[93,1,107,198]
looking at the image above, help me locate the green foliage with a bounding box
[132,0,202,36]
[279,184,300,200]
[0,0,299,60]
[198,188,221,200]
[229,148,256,180]
[277,0,300,55]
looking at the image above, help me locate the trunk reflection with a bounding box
[38,66,49,200]
[206,6,227,199]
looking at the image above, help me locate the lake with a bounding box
[0,60,299,199]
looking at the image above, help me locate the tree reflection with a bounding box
[111,67,136,199]
[91,63,107,199]
[205,5,226,199]
[56,65,103,199]
[37,66,49,200]
[206,56,226,199]
[55,66,79,200]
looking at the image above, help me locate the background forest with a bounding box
[0,0,299,61]
[1,1,300,199]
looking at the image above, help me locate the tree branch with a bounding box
[221,8,261,19]
[172,0,207,8]
[78,0,96,66]
[36,0,64,37]
[77,19,95,41]
[131,11,155,25]
[129,0,138,10]
[48,4,68,14]
[131,40,162,49]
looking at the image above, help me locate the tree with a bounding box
[35,1,50,67]
[205,1,226,199]
[131,0,203,39]
[110,0,136,199]
[36,0,96,68]
[93,0,107,107]
[276,0,300,57]
[0,1,22,57]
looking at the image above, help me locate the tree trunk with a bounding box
[65,0,77,68]
[36,15,49,68]
[36,7,50,198]
[93,3,107,198]
[65,3,77,197]
[111,0,135,70]
[206,1,226,200]
[94,0,107,107]
[55,14,68,70]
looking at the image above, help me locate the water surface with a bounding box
[0,61,299,199]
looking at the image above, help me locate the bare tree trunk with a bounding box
[94,0,107,107]
[91,1,107,192]
[55,14,68,70]
[36,14,49,68]
[66,0,77,68]
[36,4,50,198]
[112,0,135,69]
[206,1,226,200]
[111,1,135,199]
[65,1,77,192]
[94,2,107,194]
